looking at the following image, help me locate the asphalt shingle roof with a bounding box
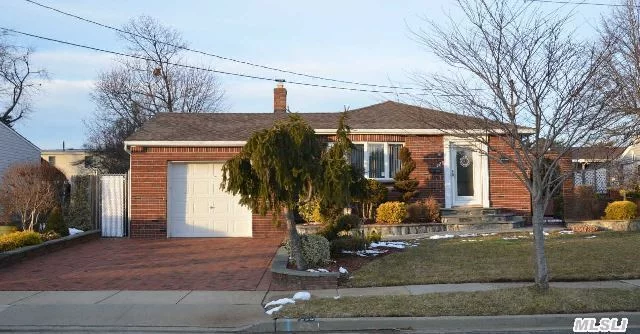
[125,101,492,142]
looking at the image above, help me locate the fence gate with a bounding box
[100,174,127,237]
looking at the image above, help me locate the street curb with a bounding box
[245,312,640,333]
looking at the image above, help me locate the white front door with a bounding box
[167,162,252,237]
[449,143,483,207]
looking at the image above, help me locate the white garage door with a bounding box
[167,162,252,237]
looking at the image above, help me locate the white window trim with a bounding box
[352,142,404,181]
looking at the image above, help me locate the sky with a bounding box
[0,0,608,149]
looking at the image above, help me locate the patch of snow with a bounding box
[543,231,549,236]
[559,230,574,235]
[429,234,454,240]
[458,233,478,238]
[461,239,481,242]
[333,295,341,300]
[317,268,329,273]
[585,235,597,239]
[265,305,283,315]
[502,237,519,240]
[339,267,349,274]
[480,233,497,236]
[370,241,410,249]
[292,291,311,301]
[264,298,295,309]
[68,228,83,235]
[306,269,318,273]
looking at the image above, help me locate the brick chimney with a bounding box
[274,83,287,113]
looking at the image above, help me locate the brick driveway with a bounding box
[0,237,282,291]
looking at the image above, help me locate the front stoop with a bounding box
[440,207,525,231]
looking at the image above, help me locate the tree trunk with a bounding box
[531,198,550,291]
[284,207,307,270]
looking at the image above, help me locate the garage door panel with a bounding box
[168,162,252,237]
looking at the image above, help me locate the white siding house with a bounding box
[0,122,40,179]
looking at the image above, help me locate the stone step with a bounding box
[440,207,504,217]
[441,213,516,223]
[441,216,525,228]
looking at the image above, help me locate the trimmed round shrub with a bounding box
[407,197,441,223]
[0,231,43,252]
[40,231,60,241]
[366,230,382,243]
[45,207,69,237]
[319,214,361,241]
[330,235,368,256]
[285,234,330,267]
[376,201,408,225]
[298,199,324,223]
[604,201,638,220]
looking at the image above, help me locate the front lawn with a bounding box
[279,287,640,318]
[347,231,640,287]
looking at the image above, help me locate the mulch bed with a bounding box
[286,247,405,276]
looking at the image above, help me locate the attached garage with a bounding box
[167,162,252,237]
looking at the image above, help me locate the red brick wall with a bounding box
[129,146,286,238]
[487,136,532,215]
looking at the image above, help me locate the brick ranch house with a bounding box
[124,84,573,238]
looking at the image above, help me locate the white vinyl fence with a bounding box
[100,174,127,237]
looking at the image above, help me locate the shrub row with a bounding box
[0,231,43,252]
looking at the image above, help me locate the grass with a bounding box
[279,287,640,318]
[347,231,640,287]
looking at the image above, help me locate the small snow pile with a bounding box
[480,233,497,237]
[585,235,597,239]
[339,266,349,274]
[68,228,83,235]
[333,295,341,300]
[369,241,417,249]
[292,291,311,301]
[460,239,482,242]
[265,305,282,315]
[264,298,295,309]
[264,292,310,315]
[342,249,389,257]
[559,230,574,235]
[458,233,478,238]
[317,268,329,273]
[429,234,454,240]
[306,269,318,273]
[502,237,519,240]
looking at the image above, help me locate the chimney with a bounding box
[274,82,287,113]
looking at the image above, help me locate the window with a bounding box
[348,142,404,180]
[389,144,402,178]
[48,156,56,166]
[350,144,365,173]
[368,143,385,178]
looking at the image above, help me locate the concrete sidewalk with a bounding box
[0,279,638,332]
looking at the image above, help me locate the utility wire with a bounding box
[527,0,640,7]
[0,26,425,95]
[23,0,425,91]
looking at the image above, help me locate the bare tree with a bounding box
[87,16,226,173]
[411,0,636,290]
[600,0,640,113]
[0,32,47,127]
[0,163,62,231]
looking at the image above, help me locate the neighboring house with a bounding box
[124,84,573,239]
[572,146,636,194]
[41,149,94,180]
[0,122,40,180]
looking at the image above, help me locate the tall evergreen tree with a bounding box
[222,113,363,270]
[393,147,419,202]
